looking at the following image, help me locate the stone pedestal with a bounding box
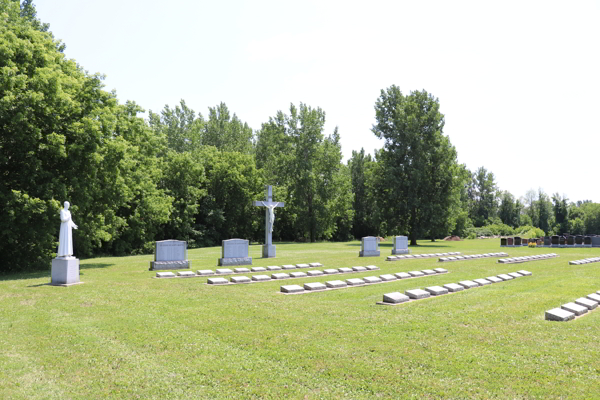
[51,257,80,286]
[262,244,276,258]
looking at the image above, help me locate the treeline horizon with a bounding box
[2,0,600,273]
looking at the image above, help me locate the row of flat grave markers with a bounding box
[497,254,558,264]
[155,262,323,279]
[387,252,460,261]
[280,268,448,294]
[438,252,507,262]
[569,257,600,265]
[208,265,383,285]
[378,270,532,305]
[545,291,600,321]
[501,236,600,247]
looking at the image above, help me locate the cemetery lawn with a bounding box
[2,240,600,400]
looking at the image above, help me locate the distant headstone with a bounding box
[544,236,551,246]
[551,235,559,246]
[591,236,600,247]
[500,238,507,247]
[575,235,584,246]
[150,240,189,271]
[359,236,380,257]
[507,237,514,246]
[567,236,575,246]
[218,239,252,266]
[392,236,410,255]
[514,237,522,246]
[584,236,592,246]
[559,236,566,246]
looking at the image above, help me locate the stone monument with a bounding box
[218,239,252,266]
[359,236,380,257]
[392,236,410,254]
[253,185,284,258]
[149,240,189,270]
[51,201,81,286]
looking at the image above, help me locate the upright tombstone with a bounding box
[559,236,566,246]
[514,237,522,246]
[392,236,410,254]
[584,236,593,247]
[500,238,507,247]
[507,237,514,246]
[591,236,600,247]
[544,236,551,246]
[51,201,81,285]
[575,235,584,246]
[522,238,529,246]
[218,239,252,266]
[253,185,284,258]
[567,236,575,246]
[359,236,380,257]
[551,235,559,246]
[150,240,189,270]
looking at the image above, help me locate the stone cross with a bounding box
[253,185,284,258]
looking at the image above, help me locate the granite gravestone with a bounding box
[51,201,81,286]
[584,236,592,246]
[567,236,575,246]
[150,240,189,270]
[218,239,252,266]
[392,236,410,255]
[514,237,522,246]
[551,235,559,246]
[500,238,507,247]
[252,185,284,258]
[359,236,380,257]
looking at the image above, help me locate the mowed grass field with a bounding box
[1,239,600,399]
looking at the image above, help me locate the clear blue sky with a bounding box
[34,0,600,203]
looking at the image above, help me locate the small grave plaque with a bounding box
[574,297,598,310]
[271,273,290,280]
[382,292,410,304]
[508,272,523,278]
[281,285,304,293]
[207,277,228,285]
[177,271,195,278]
[150,240,189,271]
[443,283,464,292]
[252,275,271,282]
[408,271,424,277]
[230,276,251,284]
[326,280,347,289]
[216,268,234,275]
[359,236,380,257]
[405,289,430,299]
[485,276,503,283]
[458,280,479,289]
[395,272,411,279]
[346,278,365,286]
[309,263,322,268]
[422,269,436,275]
[197,269,215,276]
[517,270,532,276]
[290,272,307,278]
[307,270,324,276]
[218,239,252,266]
[366,265,379,271]
[338,267,353,273]
[352,266,367,272]
[473,278,492,286]
[434,268,448,274]
[586,293,600,302]
[425,286,448,296]
[234,267,250,273]
[251,267,266,272]
[323,269,339,274]
[392,236,410,255]
[304,282,327,291]
[561,302,587,316]
[296,263,310,269]
[380,274,397,281]
[282,265,296,270]
[545,308,575,321]
[364,276,382,284]
[497,274,513,281]
[156,272,176,278]
[267,266,282,271]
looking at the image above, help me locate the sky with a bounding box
[33,0,600,203]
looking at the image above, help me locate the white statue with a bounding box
[262,202,277,233]
[57,201,78,258]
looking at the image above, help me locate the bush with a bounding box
[528,242,537,248]
[515,226,545,238]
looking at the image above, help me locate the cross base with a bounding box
[262,244,276,258]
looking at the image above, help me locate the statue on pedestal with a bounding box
[57,201,78,258]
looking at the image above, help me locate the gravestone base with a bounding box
[149,260,190,271]
[218,257,252,266]
[392,249,410,255]
[359,250,380,257]
[262,244,276,258]
[51,258,80,285]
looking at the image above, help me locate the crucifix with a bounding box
[253,185,284,258]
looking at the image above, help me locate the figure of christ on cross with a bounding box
[252,185,284,258]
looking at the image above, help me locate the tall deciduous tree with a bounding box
[348,148,377,239]
[469,167,498,226]
[371,86,459,245]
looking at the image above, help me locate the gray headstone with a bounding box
[395,272,411,279]
[497,274,513,281]
[323,269,339,274]
[473,278,492,286]
[230,276,251,284]
[307,270,324,276]
[574,297,598,310]
[177,271,196,278]
[458,280,479,289]
[365,265,379,270]
[352,266,367,272]
[218,239,252,266]
[421,269,436,275]
[207,277,228,285]
[216,268,234,275]
[517,270,532,276]
[586,293,600,302]
[280,284,304,293]
[234,267,250,273]
[271,273,290,280]
[197,269,215,276]
[379,274,397,281]
[508,272,523,278]
[364,276,382,284]
[392,236,410,255]
[425,286,448,296]
[156,271,176,278]
[296,263,310,269]
[338,267,353,273]
[545,308,575,321]
[150,240,189,271]
[325,280,347,289]
[383,292,410,304]
[267,266,282,271]
[359,236,380,257]
[346,278,365,286]
[561,302,588,316]
[309,263,322,268]
[408,271,425,277]
[405,289,431,299]
[434,268,448,274]
[282,265,296,270]
[443,283,464,292]
[251,267,266,272]
[251,275,271,282]
[485,276,503,283]
[304,282,327,291]
[290,272,307,278]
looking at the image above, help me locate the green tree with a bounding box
[551,193,569,234]
[536,189,552,235]
[348,148,377,239]
[499,191,520,227]
[371,86,459,245]
[148,99,204,153]
[203,102,254,154]
[469,167,498,226]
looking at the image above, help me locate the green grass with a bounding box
[2,239,600,399]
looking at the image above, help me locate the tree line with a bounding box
[2,1,599,273]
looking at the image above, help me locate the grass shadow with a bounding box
[80,263,114,270]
